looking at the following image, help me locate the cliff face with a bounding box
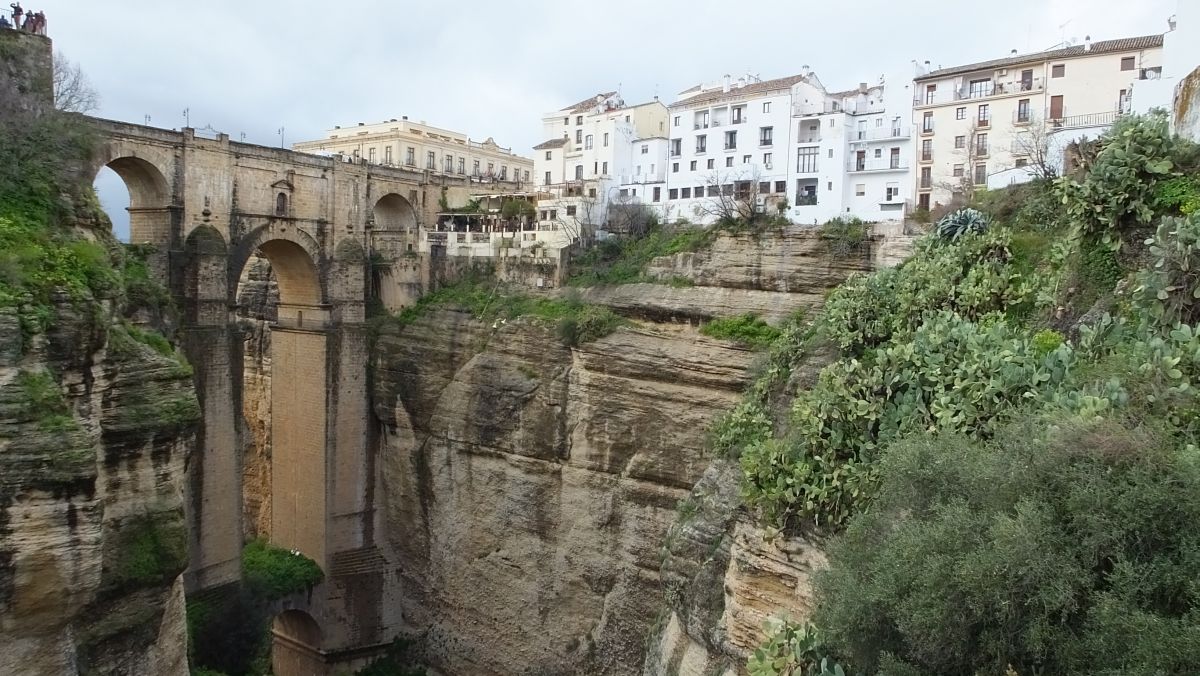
[237,254,277,541]
[0,298,198,675]
[370,228,908,675]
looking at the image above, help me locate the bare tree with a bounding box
[607,195,654,237]
[53,51,99,114]
[1010,114,1059,181]
[932,120,984,209]
[694,168,770,224]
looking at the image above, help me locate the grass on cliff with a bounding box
[372,279,624,347]
[699,313,781,348]
[241,538,324,600]
[567,224,716,286]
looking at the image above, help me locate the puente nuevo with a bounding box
[91,119,439,670]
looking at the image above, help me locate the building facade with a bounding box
[532,93,669,244]
[913,34,1164,208]
[293,117,534,187]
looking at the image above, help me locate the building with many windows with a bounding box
[293,116,534,186]
[532,92,669,245]
[912,34,1164,208]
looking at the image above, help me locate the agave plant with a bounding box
[936,208,990,240]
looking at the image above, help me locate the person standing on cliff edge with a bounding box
[0,14,10,29]
[9,3,21,28]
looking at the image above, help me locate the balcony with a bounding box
[976,117,991,129]
[1050,111,1120,131]
[797,135,822,144]
[975,145,989,158]
[794,193,818,206]
[694,122,709,130]
[954,78,1044,101]
[848,159,910,172]
[847,126,912,143]
[724,144,737,151]
[920,151,932,162]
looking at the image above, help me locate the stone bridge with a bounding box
[88,118,511,672]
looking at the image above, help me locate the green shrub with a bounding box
[111,513,188,589]
[568,225,716,286]
[1153,175,1200,215]
[815,415,1200,676]
[241,538,324,600]
[700,313,781,348]
[747,620,845,676]
[1133,213,1200,328]
[820,217,869,257]
[935,207,989,241]
[1032,328,1064,354]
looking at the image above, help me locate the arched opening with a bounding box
[92,155,172,246]
[275,192,289,217]
[272,610,324,675]
[374,192,417,231]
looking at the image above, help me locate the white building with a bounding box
[913,33,1165,208]
[532,92,669,245]
[1129,3,1197,128]
[665,73,798,224]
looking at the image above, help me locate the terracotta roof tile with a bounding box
[916,34,1164,81]
[532,138,569,150]
[562,91,619,113]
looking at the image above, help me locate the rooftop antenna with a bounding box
[143,114,151,126]
[182,107,190,127]
[277,126,285,148]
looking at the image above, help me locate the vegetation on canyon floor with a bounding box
[722,112,1200,674]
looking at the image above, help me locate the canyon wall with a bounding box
[370,228,897,674]
[0,299,198,675]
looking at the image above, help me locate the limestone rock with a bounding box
[373,311,754,675]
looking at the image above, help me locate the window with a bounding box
[775,181,785,193]
[924,83,936,104]
[444,154,453,172]
[672,162,679,173]
[674,116,680,127]
[890,147,901,169]
[1017,98,1031,123]
[368,147,376,163]
[539,210,547,221]
[763,101,771,113]
[487,162,495,176]
[524,170,529,182]
[953,163,964,177]
[796,146,818,173]
[725,130,737,149]
[855,184,865,196]
[1015,158,1029,167]
[696,135,707,153]
[457,157,465,174]
[550,209,557,220]
[653,187,661,202]
[725,157,733,167]
[384,146,392,164]
[919,193,930,210]
[706,158,715,169]
[1121,56,1135,71]
[576,115,583,125]
[874,148,882,158]
[921,139,933,161]
[563,117,568,126]
[473,160,480,176]
[406,147,415,166]
[575,165,583,179]
[638,144,648,155]
[500,165,508,180]
[922,111,934,133]
[575,130,582,144]
[603,133,609,147]
[689,160,697,171]
[828,149,834,158]
[585,134,593,149]
[601,161,608,174]
[426,151,435,169]
[545,150,552,160]
[670,138,681,156]
[759,126,773,146]
[968,78,993,98]
[763,152,772,167]
[679,187,690,199]
[566,206,577,216]
[956,107,966,120]
[974,163,987,185]
[1051,64,1065,78]
[275,192,288,216]
[708,185,719,197]
[954,135,966,149]
[920,167,932,189]
[975,132,988,155]
[543,171,551,185]
[977,104,990,126]
[669,188,679,199]
[827,181,833,191]
[732,106,744,123]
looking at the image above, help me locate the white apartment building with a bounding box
[912,34,1164,208]
[665,74,798,224]
[532,92,669,245]
[661,71,913,225]
[293,116,533,185]
[790,73,914,224]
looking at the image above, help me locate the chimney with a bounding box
[737,76,746,89]
[1084,35,1092,51]
[1011,49,1018,55]
[402,115,408,120]
[723,74,731,93]
[859,82,868,93]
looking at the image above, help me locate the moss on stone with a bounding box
[105,511,188,592]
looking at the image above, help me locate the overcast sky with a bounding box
[39,0,1176,239]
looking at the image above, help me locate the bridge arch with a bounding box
[272,610,324,675]
[373,192,417,231]
[91,145,175,246]
[230,224,324,307]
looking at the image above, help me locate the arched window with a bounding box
[275,192,289,217]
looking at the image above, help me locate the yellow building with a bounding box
[294,116,534,187]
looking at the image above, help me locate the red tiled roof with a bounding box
[670,74,809,108]
[532,137,569,150]
[562,91,619,113]
[916,34,1164,81]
